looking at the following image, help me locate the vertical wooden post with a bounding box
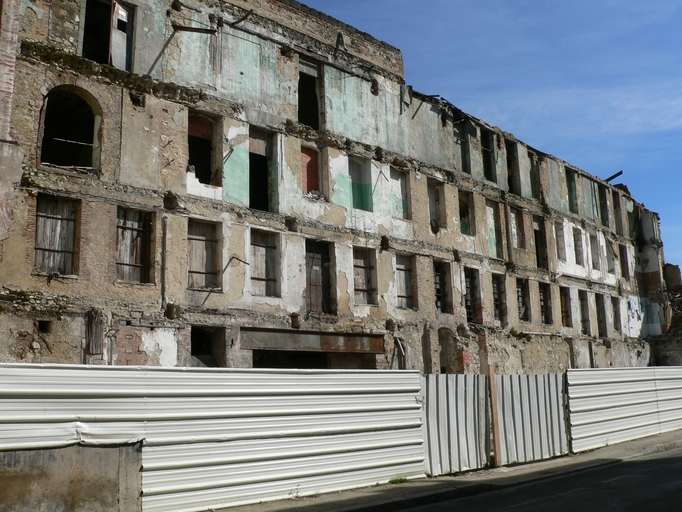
[488,363,502,468]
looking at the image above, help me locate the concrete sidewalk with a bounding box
[225,429,682,512]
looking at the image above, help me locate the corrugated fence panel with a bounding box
[496,373,568,465]
[567,367,661,452]
[653,367,682,433]
[422,374,489,476]
[0,364,425,512]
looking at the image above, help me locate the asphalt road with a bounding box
[403,447,682,512]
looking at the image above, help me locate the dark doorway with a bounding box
[190,326,224,367]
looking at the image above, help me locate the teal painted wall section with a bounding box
[169,13,214,88]
[223,146,250,205]
[331,172,352,211]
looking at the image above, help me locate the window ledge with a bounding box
[113,280,156,288]
[187,287,223,293]
[32,271,78,281]
[38,164,100,177]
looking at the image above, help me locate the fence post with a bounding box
[488,363,502,467]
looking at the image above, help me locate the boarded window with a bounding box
[480,128,496,182]
[599,185,610,227]
[116,207,152,283]
[516,278,530,322]
[188,113,218,185]
[433,261,452,314]
[298,56,320,129]
[560,287,572,328]
[249,127,274,211]
[510,207,524,249]
[83,0,134,71]
[306,240,333,313]
[41,88,99,169]
[396,255,415,309]
[619,244,630,278]
[492,274,506,325]
[579,290,590,335]
[566,169,578,214]
[428,181,445,233]
[486,200,503,258]
[583,177,600,220]
[534,216,549,270]
[590,233,600,270]
[301,146,320,193]
[251,230,278,297]
[349,156,373,211]
[573,227,584,266]
[34,195,77,275]
[390,167,410,219]
[464,268,480,323]
[353,247,377,305]
[554,221,566,261]
[459,190,474,235]
[607,241,617,274]
[187,220,220,290]
[539,282,553,325]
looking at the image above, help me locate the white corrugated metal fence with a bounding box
[0,364,425,512]
[567,367,682,452]
[422,374,489,476]
[496,373,568,465]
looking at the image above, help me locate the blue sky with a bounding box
[302,1,682,264]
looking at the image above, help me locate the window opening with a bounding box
[34,195,78,275]
[510,207,524,249]
[539,282,553,325]
[190,326,224,367]
[579,290,590,335]
[529,151,541,200]
[566,169,578,214]
[396,255,415,309]
[188,113,218,185]
[573,227,584,266]
[590,233,600,270]
[428,180,444,233]
[353,247,377,305]
[306,240,333,313]
[249,127,274,211]
[613,191,623,235]
[390,167,410,219]
[506,139,520,194]
[599,186,610,227]
[595,293,607,338]
[480,128,496,182]
[464,267,480,323]
[492,274,506,325]
[554,221,566,261]
[37,319,54,334]
[612,297,622,332]
[116,207,152,283]
[560,287,572,327]
[83,0,134,71]
[251,230,279,297]
[41,88,99,169]
[459,190,474,235]
[619,244,630,278]
[607,241,617,274]
[301,146,320,194]
[187,219,220,290]
[533,216,549,270]
[433,261,452,314]
[298,56,320,129]
[516,278,530,322]
[583,178,600,220]
[349,156,373,211]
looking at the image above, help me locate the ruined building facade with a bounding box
[0,0,670,373]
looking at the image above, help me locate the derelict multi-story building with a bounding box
[0,0,670,373]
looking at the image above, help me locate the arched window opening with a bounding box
[40,88,101,170]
